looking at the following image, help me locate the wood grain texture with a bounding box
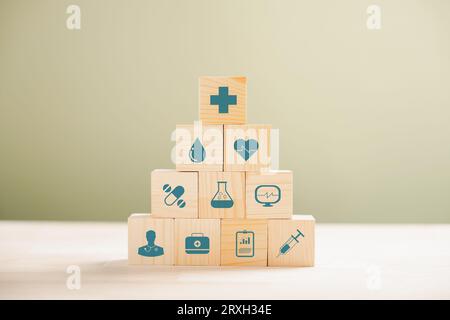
[199,172,245,219]
[128,214,174,265]
[221,219,268,266]
[224,124,271,171]
[268,215,315,267]
[175,218,221,266]
[175,124,223,171]
[151,169,198,218]
[199,77,247,125]
[246,170,293,219]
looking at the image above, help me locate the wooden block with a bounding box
[175,123,223,171]
[199,76,247,125]
[128,214,174,265]
[151,169,198,218]
[246,170,293,219]
[224,124,271,171]
[268,215,315,267]
[221,219,268,266]
[199,172,246,219]
[174,218,221,266]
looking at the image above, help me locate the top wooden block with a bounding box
[199,77,247,125]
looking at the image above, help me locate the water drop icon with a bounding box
[189,138,206,163]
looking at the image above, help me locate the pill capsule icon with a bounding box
[163,184,186,208]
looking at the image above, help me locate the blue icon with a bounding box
[210,86,237,114]
[235,230,254,257]
[211,181,234,208]
[138,230,164,257]
[163,184,186,208]
[233,139,259,161]
[189,138,206,163]
[185,233,210,254]
[255,185,281,207]
[277,229,304,257]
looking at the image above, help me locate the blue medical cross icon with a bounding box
[210,86,237,114]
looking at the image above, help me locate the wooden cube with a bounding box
[246,170,293,219]
[199,172,246,219]
[174,218,221,266]
[268,215,315,267]
[175,123,223,171]
[221,219,268,266]
[199,76,247,125]
[151,169,198,218]
[224,124,271,171]
[128,214,174,265]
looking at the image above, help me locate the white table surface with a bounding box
[0,221,449,299]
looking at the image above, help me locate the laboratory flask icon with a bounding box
[211,181,234,208]
[189,138,206,163]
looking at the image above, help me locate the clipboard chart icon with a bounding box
[235,230,255,257]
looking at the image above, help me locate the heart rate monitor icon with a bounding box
[233,139,259,161]
[255,185,281,207]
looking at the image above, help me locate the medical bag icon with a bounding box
[185,233,210,254]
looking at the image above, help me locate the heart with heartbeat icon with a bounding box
[233,139,259,161]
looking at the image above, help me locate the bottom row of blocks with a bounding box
[128,214,315,267]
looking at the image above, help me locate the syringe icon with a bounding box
[277,229,304,257]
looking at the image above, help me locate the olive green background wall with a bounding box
[1,0,449,222]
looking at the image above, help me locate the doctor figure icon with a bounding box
[138,230,164,257]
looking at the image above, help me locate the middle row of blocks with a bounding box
[151,169,293,219]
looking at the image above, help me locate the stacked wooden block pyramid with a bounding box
[128,76,315,267]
